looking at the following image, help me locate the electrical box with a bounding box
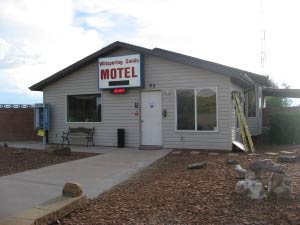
[34,103,50,130]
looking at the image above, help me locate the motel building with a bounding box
[30,41,271,150]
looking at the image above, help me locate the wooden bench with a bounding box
[61,127,95,147]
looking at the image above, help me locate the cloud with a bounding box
[0,0,105,103]
[0,0,300,105]
[0,38,9,60]
[73,0,263,72]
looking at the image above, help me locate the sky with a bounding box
[0,0,300,104]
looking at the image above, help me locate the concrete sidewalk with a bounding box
[0,148,171,219]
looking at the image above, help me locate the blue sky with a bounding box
[1,0,300,104]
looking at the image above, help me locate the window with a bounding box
[196,89,217,130]
[67,94,101,122]
[247,90,256,117]
[176,88,217,131]
[177,90,195,130]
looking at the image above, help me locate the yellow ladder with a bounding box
[232,92,255,153]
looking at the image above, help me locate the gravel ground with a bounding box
[60,146,300,225]
[0,147,98,177]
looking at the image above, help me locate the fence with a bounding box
[0,105,41,141]
[263,106,300,127]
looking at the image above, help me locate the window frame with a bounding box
[175,87,218,133]
[65,92,103,124]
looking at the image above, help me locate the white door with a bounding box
[141,91,162,146]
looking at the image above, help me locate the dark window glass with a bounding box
[196,89,217,131]
[247,90,256,117]
[67,94,101,122]
[177,90,195,130]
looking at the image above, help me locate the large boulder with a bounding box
[249,159,286,174]
[268,173,294,199]
[235,164,247,179]
[235,179,267,200]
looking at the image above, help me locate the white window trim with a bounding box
[175,87,219,133]
[65,92,103,124]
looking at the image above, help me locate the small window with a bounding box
[67,94,101,122]
[176,88,217,131]
[247,90,256,117]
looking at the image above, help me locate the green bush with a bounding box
[269,112,300,144]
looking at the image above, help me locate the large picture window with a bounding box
[247,90,256,117]
[176,88,217,131]
[67,94,101,122]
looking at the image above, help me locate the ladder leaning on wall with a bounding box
[232,92,255,153]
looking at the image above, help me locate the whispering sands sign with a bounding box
[98,54,144,89]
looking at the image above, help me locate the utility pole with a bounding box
[260,0,267,76]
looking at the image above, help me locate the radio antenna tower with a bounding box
[260,0,267,76]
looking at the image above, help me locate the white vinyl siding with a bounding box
[44,47,232,150]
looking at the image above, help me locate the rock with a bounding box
[187,162,207,169]
[235,164,247,179]
[245,171,257,180]
[248,153,261,156]
[235,179,267,200]
[277,155,297,163]
[208,152,219,156]
[268,173,294,199]
[279,150,296,155]
[190,151,200,155]
[53,147,72,156]
[249,159,286,174]
[62,182,83,197]
[227,159,238,165]
[172,151,182,155]
[3,143,8,148]
[265,152,279,156]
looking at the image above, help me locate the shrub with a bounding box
[269,112,300,144]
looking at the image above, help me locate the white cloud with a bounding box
[0,38,9,60]
[84,16,115,29]
[0,0,104,103]
[1,0,300,105]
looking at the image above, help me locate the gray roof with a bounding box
[263,88,300,98]
[29,41,270,91]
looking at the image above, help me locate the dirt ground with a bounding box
[60,145,300,225]
[0,147,98,177]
